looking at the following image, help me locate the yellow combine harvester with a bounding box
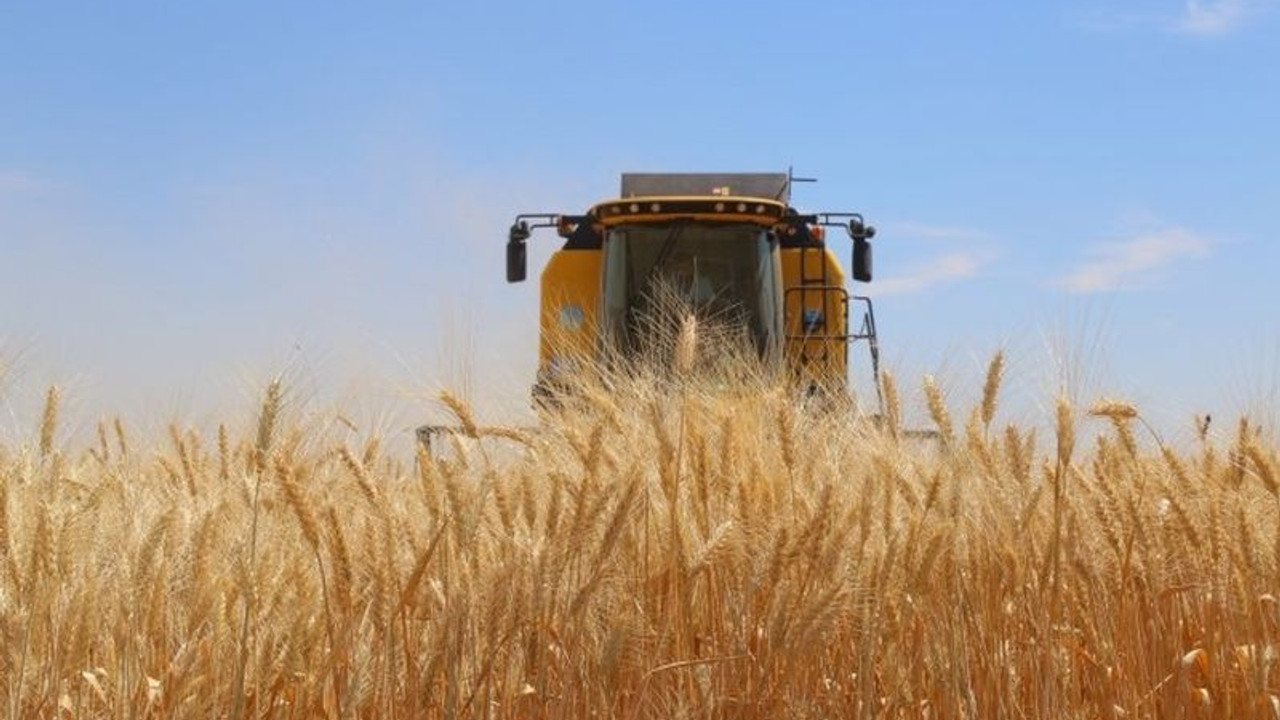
[508,172,880,395]
[419,172,883,451]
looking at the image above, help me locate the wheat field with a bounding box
[2,350,1279,718]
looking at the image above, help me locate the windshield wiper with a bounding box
[634,222,686,298]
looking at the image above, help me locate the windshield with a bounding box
[603,223,780,355]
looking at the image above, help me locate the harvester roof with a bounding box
[620,172,791,202]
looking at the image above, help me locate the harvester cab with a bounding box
[507,172,881,401]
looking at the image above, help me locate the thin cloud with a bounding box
[1174,0,1251,35]
[1073,9,1164,33]
[874,252,983,296]
[1060,227,1211,294]
[1074,0,1271,36]
[887,221,991,243]
[0,170,44,195]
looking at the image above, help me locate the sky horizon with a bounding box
[2,0,1278,445]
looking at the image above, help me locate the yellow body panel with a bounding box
[780,247,848,387]
[539,249,602,370]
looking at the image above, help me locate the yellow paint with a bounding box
[539,249,602,369]
[780,246,849,388]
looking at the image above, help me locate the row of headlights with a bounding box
[602,201,775,216]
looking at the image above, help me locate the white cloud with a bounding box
[1174,0,1251,35]
[874,252,983,296]
[1061,227,1211,293]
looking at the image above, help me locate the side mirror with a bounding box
[507,238,527,283]
[852,238,872,283]
[507,221,531,283]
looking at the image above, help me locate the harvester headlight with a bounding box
[558,305,585,331]
[714,202,725,212]
[650,203,661,212]
[629,203,640,213]
[736,202,747,212]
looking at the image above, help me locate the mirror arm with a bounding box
[803,211,877,283]
[514,213,560,224]
[507,213,574,284]
[800,212,876,239]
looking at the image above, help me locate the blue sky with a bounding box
[1,0,1278,438]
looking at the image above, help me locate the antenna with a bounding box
[779,165,817,200]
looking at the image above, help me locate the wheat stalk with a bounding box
[339,445,381,507]
[38,385,59,458]
[674,312,699,377]
[113,417,130,458]
[439,391,478,438]
[253,379,283,474]
[881,370,902,442]
[980,350,1005,430]
[923,375,954,447]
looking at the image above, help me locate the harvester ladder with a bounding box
[793,242,839,368]
[785,242,883,412]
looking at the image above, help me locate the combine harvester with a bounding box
[420,172,885,452]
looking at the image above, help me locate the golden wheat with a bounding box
[0,351,1278,717]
